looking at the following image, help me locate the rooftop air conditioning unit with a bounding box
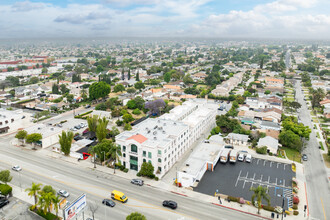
[154,136,157,140]
[186,164,189,166]
[38,127,41,130]
[153,131,157,135]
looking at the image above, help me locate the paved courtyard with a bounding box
[194,157,296,210]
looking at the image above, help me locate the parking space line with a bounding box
[275,178,277,185]
[260,174,263,181]
[270,162,272,167]
[277,163,280,168]
[257,159,260,165]
[235,170,242,187]
[252,173,255,180]
[245,171,249,178]
[268,176,270,183]
[263,160,266,166]
[283,179,285,187]
[243,180,246,189]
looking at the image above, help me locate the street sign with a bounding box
[63,194,86,220]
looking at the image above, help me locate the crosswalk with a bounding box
[283,188,293,208]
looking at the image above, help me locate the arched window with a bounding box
[158,158,162,163]
[131,144,138,153]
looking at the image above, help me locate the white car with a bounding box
[57,190,70,198]
[12,165,22,171]
[238,153,245,162]
[245,154,252,163]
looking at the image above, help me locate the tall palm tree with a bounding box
[109,144,122,174]
[250,185,270,214]
[40,192,53,214]
[52,195,61,217]
[25,182,42,208]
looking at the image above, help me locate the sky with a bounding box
[0,0,329,39]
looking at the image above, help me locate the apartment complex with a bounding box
[115,99,218,178]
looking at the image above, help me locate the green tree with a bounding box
[264,90,271,95]
[58,131,74,156]
[114,84,125,93]
[89,139,113,162]
[25,182,42,208]
[164,71,171,83]
[26,133,42,149]
[134,81,145,90]
[279,130,302,151]
[250,185,270,214]
[89,81,111,100]
[41,67,48,73]
[128,68,131,80]
[0,170,12,185]
[132,108,141,115]
[60,84,69,94]
[123,113,134,123]
[136,72,140,81]
[52,84,59,94]
[126,212,147,220]
[138,162,154,178]
[127,87,136,94]
[124,123,132,130]
[52,195,61,217]
[183,74,194,85]
[96,117,109,142]
[15,130,27,145]
[29,76,39,84]
[87,115,99,135]
[6,76,20,87]
[109,144,122,174]
[96,65,104,73]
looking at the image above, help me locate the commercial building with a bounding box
[0,109,25,134]
[177,135,224,187]
[116,99,218,178]
[25,124,62,148]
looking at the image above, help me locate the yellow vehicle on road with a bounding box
[111,190,128,203]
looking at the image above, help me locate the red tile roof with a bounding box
[127,134,148,144]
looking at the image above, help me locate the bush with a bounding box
[136,172,141,177]
[116,120,123,126]
[293,196,300,204]
[293,210,299,215]
[123,168,129,173]
[227,196,239,203]
[33,207,60,220]
[132,108,141,115]
[292,204,298,210]
[60,120,67,124]
[269,152,273,156]
[155,177,159,181]
[262,205,275,212]
[239,198,245,204]
[0,184,12,196]
[256,146,268,154]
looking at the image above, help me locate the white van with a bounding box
[229,150,238,163]
[245,154,252,163]
[238,153,245,162]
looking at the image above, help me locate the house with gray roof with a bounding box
[257,136,278,154]
[224,133,250,146]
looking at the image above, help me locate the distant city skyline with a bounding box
[0,0,329,39]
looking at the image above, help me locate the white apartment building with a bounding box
[0,109,25,134]
[115,99,218,178]
[116,118,189,178]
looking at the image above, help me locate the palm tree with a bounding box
[25,182,42,208]
[52,195,61,217]
[250,185,270,214]
[109,144,122,174]
[39,192,53,214]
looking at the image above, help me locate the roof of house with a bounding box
[126,134,148,144]
[225,133,249,142]
[320,99,330,105]
[260,121,281,129]
[265,129,280,139]
[258,136,278,150]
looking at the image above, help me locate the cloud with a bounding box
[54,11,112,24]
[11,1,47,12]
[103,0,157,7]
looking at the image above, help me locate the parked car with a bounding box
[57,190,70,198]
[12,165,22,171]
[204,140,210,143]
[224,145,234,149]
[238,153,245,162]
[245,154,252,163]
[57,124,63,127]
[85,105,91,109]
[302,154,308,161]
[162,200,177,209]
[74,136,83,141]
[102,199,116,207]
[131,179,144,186]
[0,200,9,208]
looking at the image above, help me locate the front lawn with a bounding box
[323,154,330,168]
[281,147,301,163]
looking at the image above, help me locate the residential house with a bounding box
[257,136,278,155]
[224,133,249,147]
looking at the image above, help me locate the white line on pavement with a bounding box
[235,170,242,187]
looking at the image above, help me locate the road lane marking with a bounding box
[0,159,198,220]
[321,197,326,220]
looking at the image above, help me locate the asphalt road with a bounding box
[295,80,330,220]
[0,134,263,220]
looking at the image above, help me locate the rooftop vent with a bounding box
[50,128,54,131]
[162,130,166,134]
[186,164,190,166]
[153,131,157,135]
[154,125,158,129]
[154,136,157,140]
[163,123,166,126]
[147,130,151,133]
[38,127,41,130]
[174,122,176,125]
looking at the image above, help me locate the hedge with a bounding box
[0,184,12,196]
[256,146,267,154]
[292,204,298,210]
[262,205,275,212]
[30,206,60,220]
[227,196,240,203]
[75,110,93,118]
[293,210,299,215]
[16,98,35,104]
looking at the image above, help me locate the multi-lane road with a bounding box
[295,80,330,220]
[0,134,260,220]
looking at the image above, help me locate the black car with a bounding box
[131,179,144,186]
[102,199,116,207]
[302,154,308,161]
[163,200,177,209]
[74,136,83,141]
[0,200,9,208]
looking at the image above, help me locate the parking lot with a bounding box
[194,157,295,210]
[0,197,37,220]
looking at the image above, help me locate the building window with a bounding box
[143,159,146,163]
[158,158,162,163]
[123,146,126,152]
[123,153,126,158]
[148,152,152,158]
[11,119,14,123]
[131,144,138,153]
[143,151,146,157]
[5,121,8,124]
[158,167,162,172]
[148,160,152,164]
[158,150,162,155]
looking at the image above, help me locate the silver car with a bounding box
[57,190,70,198]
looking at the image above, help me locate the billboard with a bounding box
[64,194,87,220]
